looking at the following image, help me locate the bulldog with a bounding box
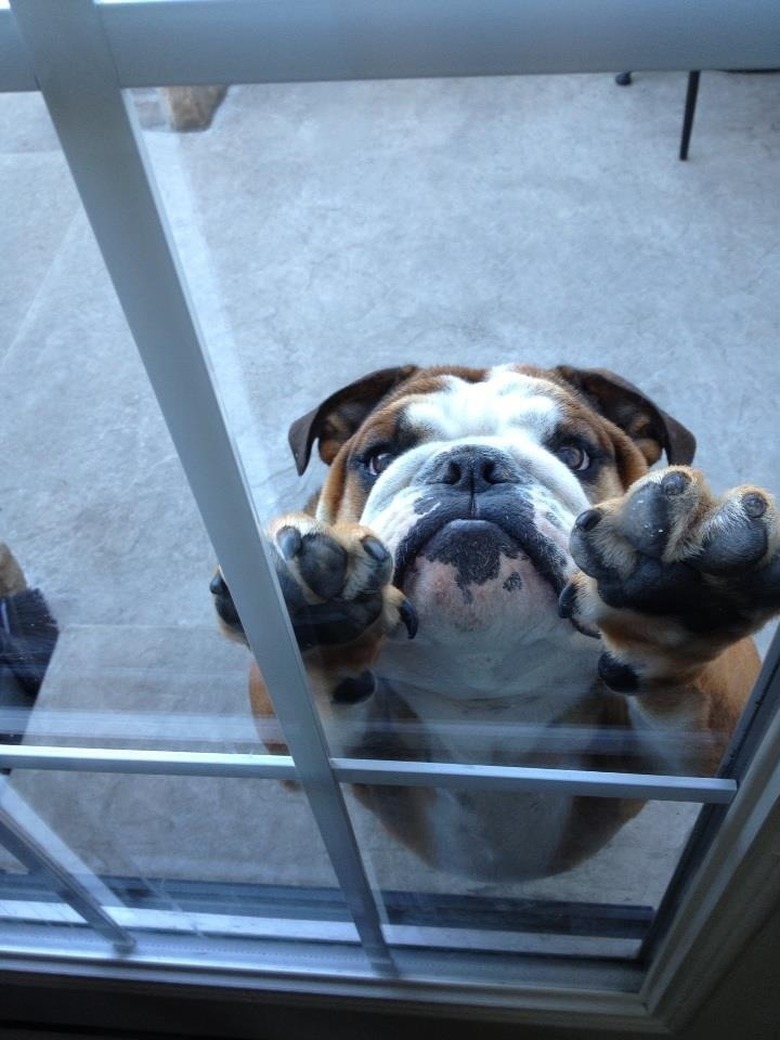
[211,364,780,881]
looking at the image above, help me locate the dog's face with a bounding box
[290,363,695,652]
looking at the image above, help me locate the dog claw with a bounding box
[574,508,602,532]
[362,535,391,564]
[558,581,576,619]
[557,581,600,637]
[399,598,418,639]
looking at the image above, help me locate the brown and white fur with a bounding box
[211,364,780,881]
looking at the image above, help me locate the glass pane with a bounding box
[0,92,345,954]
[3,770,344,913]
[135,72,779,959]
[3,57,778,982]
[344,787,700,959]
[0,773,351,964]
[0,91,254,755]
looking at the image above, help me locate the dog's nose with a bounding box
[429,447,516,492]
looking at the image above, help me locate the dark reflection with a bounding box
[0,542,58,720]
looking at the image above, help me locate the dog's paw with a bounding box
[210,570,246,643]
[264,514,416,650]
[559,467,780,688]
[210,518,415,653]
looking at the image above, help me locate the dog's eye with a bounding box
[367,451,394,477]
[555,443,591,472]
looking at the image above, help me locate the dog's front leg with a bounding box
[212,513,415,652]
[211,513,416,729]
[559,467,780,771]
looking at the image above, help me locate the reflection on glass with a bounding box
[1,62,778,973]
[345,788,700,960]
[1,91,345,957]
[2,773,347,947]
[136,76,778,919]
[0,92,257,757]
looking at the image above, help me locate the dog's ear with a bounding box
[553,366,696,466]
[289,365,419,475]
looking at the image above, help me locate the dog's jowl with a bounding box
[212,363,780,881]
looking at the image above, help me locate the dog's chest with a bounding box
[357,668,600,880]
[423,783,573,879]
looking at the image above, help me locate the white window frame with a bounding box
[2,0,780,1033]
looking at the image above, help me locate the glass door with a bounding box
[2,0,779,1028]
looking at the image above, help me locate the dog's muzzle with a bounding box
[391,445,570,595]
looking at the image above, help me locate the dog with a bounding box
[211,363,780,881]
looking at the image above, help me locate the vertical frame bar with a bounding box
[9,0,391,972]
[638,625,780,964]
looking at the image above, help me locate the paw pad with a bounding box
[661,470,690,497]
[742,492,767,519]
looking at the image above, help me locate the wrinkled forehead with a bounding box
[403,366,562,442]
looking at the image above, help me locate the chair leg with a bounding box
[679,71,701,160]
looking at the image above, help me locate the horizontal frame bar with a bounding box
[84,0,780,85]
[0,935,647,1024]
[3,0,780,94]
[0,744,298,779]
[0,902,642,957]
[0,707,724,759]
[333,759,736,803]
[0,744,736,803]
[3,873,654,939]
